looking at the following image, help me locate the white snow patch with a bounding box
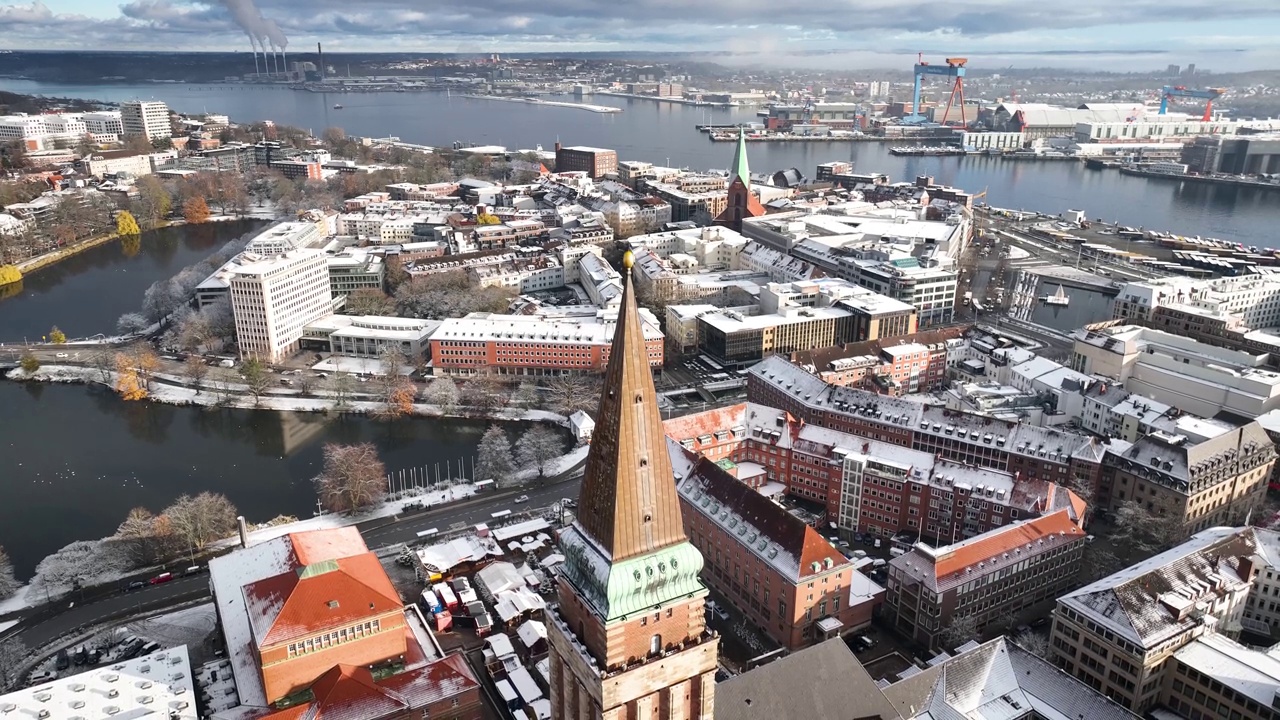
[125,602,218,648]
[0,585,35,616]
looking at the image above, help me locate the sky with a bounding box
[0,0,1276,72]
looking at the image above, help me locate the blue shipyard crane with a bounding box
[907,55,968,125]
[1159,86,1226,122]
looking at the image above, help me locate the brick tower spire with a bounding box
[547,251,718,720]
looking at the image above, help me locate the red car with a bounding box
[149,572,173,585]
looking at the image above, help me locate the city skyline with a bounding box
[0,0,1274,71]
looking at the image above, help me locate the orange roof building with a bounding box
[209,527,481,719]
[885,499,1089,651]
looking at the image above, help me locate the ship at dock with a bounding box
[889,145,968,156]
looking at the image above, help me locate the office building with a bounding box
[302,315,437,360]
[671,438,883,650]
[748,355,1107,493]
[554,144,617,179]
[120,100,172,141]
[0,114,48,150]
[663,402,1075,546]
[787,326,964,394]
[1071,322,1280,418]
[886,503,1087,651]
[429,306,664,377]
[1181,132,1280,174]
[547,252,719,719]
[228,248,333,363]
[1051,526,1261,712]
[327,249,385,297]
[1097,422,1274,535]
[207,527,482,718]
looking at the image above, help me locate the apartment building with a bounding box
[887,503,1087,651]
[468,254,564,293]
[1050,526,1261,712]
[208,527,482,718]
[1162,632,1280,720]
[788,326,964,395]
[120,100,172,141]
[760,278,919,340]
[1071,322,1280,418]
[429,306,663,376]
[1097,422,1275,534]
[670,440,883,650]
[229,248,333,363]
[748,355,1107,492]
[554,145,617,178]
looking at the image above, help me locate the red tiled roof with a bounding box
[662,403,747,441]
[291,527,369,566]
[266,655,478,720]
[933,509,1084,580]
[244,552,402,646]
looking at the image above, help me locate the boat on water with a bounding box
[1040,285,1070,306]
[333,103,344,109]
[889,145,967,157]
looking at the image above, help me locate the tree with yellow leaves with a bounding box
[376,375,417,420]
[114,351,147,401]
[116,210,141,237]
[48,326,66,344]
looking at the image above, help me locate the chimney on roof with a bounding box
[237,516,248,548]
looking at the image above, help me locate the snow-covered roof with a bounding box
[0,645,196,720]
[415,535,502,575]
[476,561,526,596]
[517,619,547,648]
[207,527,371,708]
[1174,632,1280,708]
[1057,527,1257,650]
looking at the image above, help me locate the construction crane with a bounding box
[1159,86,1226,122]
[908,55,968,126]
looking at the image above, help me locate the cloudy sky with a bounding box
[0,0,1275,71]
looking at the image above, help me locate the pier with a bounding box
[459,94,621,114]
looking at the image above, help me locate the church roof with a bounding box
[574,252,689,562]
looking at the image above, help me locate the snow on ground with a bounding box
[7,365,571,425]
[125,603,217,648]
[511,445,590,483]
[0,585,35,617]
[0,619,18,635]
[312,356,411,376]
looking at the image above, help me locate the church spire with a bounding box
[574,250,686,562]
[729,126,750,189]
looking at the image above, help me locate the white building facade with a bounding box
[229,249,333,362]
[120,100,172,141]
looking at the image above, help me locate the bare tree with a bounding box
[1079,543,1125,583]
[423,377,459,413]
[512,382,541,409]
[1011,629,1051,660]
[516,425,565,478]
[938,612,981,650]
[0,637,27,692]
[344,287,396,316]
[545,373,601,415]
[296,373,316,395]
[163,492,238,556]
[314,442,388,513]
[183,355,208,391]
[240,358,272,405]
[477,424,516,486]
[0,546,18,600]
[463,373,504,413]
[329,371,355,412]
[114,507,175,564]
[91,348,114,383]
[1111,499,1183,554]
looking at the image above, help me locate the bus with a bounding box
[491,509,512,520]
[416,528,439,539]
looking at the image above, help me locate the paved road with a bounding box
[8,473,584,651]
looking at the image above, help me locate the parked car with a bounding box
[28,670,57,685]
[873,538,882,549]
[562,498,576,509]
[148,572,173,585]
[125,580,146,592]
[181,565,202,577]
[1031,617,1050,628]
[514,495,530,504]
[55,650,70,671]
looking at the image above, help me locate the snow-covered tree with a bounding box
[0,637,27,691]
[938,612,981,650]
[30,539,132,599]
[477,424,516,486]
[512,382,541,409]
[516,425,565,478]
[0,546,19,600]
[116,312,149,334]
[1011,629,1051,660]
[423,378,459,413]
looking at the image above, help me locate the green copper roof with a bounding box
[730,127,750,189]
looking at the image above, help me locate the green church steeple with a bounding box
[729,127,750,189]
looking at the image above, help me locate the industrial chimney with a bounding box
[237,515,249,548]
[317,42,325,81]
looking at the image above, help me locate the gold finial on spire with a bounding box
[623,249,634,269]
